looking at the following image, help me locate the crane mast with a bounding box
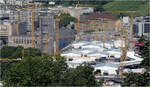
[102,23,105,48]
[17,10,20,35]
[77,1,80,40]
[120,18,124,77]
[55,17,60,55]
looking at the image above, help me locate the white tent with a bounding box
[114,39,125,48]
[72,41,89,48]
[94,63,119,75]
[107,49,121,58]
[61,50,81,58]
[81,45,100,49]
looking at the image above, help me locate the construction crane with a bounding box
[31,3,35,48]
[125,28,127,61]
[17,9,20,35]
[44,2,97,54]
[120,18,124,77]
[76,1,80,40]
[17,3,41,48]
[45,34,49,54]
[116,11,136,46]
[54,11,90,55]
[75,1,97,40]
[88,20,100,41]
[101,22,106,48]
[53,13,75,54]
[119,17,128,77]
[112,14,129,77]
[100,20,109,48]
[55,17,59,55]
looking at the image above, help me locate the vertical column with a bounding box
[17,10,20,35]
[77,1,80,40]
[125,28,127,61]
[120,18,124,77]
[32,3,35,48]
[102,23,105,48]
[32,11,35,48]
[46,34,49,54]
[95,23,99,41]
[55,17,59,55]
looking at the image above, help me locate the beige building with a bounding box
[0,22,12,37]
[8,36,33,48]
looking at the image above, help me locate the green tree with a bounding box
[24,47,41,58]
[3,57,98,86]
[63,66,97,86]
[3,56,68,86]
[59,13,77,28]
[11,46,24,58]
[122,72,150,86]
[0,62,16,80]
[0,46,23,58]
[136,36,150,70]
[0,46,41,58]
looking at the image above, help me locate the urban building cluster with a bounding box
[0,0,149,86]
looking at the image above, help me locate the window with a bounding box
[133,24,138,34]
[27,39,29,44]
[144,23,150,33]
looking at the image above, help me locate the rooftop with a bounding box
[88,13,117,20]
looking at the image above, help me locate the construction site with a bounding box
[0,0,149,86]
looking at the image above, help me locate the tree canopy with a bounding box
[122,72,150,86]
[0,46,41,58]
[1,48,98,86]
[0,46,23,58]
[59,13,77,28]
[63,66,97,86]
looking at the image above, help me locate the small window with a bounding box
[103,72,109,76]
[68,58,73,61]
[96,70,101,73]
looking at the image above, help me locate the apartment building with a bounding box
[133,16,150,37]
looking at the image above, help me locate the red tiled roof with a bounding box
[88,13,117,20]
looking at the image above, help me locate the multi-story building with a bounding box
[8,11,75,55]
[8,12,56,54]
[0,21,13,44]
[133,16,150,37]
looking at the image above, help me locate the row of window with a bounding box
[13,38,32,44]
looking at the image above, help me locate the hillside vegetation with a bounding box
[103,0,149,17]
[34,0,149,17]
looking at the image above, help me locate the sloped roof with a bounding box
[88,13,117,20]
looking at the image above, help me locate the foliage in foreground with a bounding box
[0,46,41,58]
[2,55,97,86]
[122,36,150,86]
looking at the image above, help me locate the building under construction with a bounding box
[8,10,75,55]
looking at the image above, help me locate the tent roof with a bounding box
[95,62,119,68]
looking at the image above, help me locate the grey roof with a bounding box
[95,62,119,68]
